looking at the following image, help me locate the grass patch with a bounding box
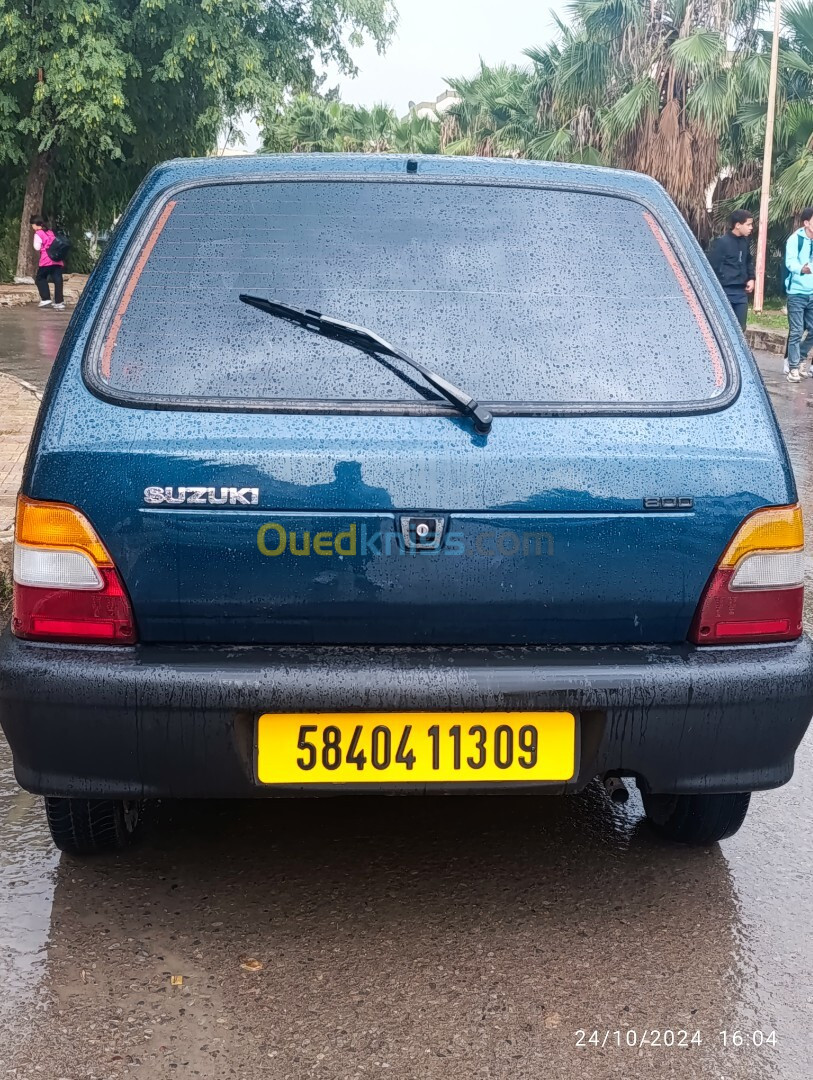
[748,310,788,332]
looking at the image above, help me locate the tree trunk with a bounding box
[15,152,51,282]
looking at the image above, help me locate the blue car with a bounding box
[2,154,812,854]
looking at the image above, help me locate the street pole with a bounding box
[754,0,783,313]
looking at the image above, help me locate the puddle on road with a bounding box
[0,306,66,389]
[0,738,59,1025]
[721,736,813,1079]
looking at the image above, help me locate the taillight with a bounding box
[689,504,804,645]
[11,496,136,644]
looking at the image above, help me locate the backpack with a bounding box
[781,232,807,296]
[46,231,71,263]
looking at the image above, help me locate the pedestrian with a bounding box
[707,209,755,331]
[784,206,813,383]
[30,216,65,311]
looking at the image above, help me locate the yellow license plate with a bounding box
[257,711,575,784]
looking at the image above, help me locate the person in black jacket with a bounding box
[707,210,755,330]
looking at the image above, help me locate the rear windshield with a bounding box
[90,180,728,409]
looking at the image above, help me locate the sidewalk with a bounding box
[0,273,88,309]
[0,373,41,538]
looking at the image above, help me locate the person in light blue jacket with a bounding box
[785,207,813,382]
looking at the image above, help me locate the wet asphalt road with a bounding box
[0,308,811,1079]
[0,304,68,388]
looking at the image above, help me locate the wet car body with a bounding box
[1,154,812,851]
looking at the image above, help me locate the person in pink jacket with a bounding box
[30,216,65,310]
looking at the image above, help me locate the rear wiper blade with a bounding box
[238,294,493,435]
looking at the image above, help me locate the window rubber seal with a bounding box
[82,174,742,419]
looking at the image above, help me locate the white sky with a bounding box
[333,0,567,112]
[239,0,566,151]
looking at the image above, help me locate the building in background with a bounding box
[404,90,460,121]
[215,145,252,157]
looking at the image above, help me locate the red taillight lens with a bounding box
[13,568,136,644]
[689,567,803,644]
[690,505,804,645]
[12,496,137,645]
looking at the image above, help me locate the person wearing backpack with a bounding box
[784,207,813,382]
[30,215,66,310]
[707,210,755,331]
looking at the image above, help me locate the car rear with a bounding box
[1,154,812,853]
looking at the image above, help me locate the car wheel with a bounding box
[44,796,143,855]
[642,791,751,845]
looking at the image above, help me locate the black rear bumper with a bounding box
[1,631,812,799]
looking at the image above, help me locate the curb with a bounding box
[746,326,786,355]
[0,370,43,401]
[0,371,43,543]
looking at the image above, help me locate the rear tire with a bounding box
[44,796,143,855]
[642,791,751,845]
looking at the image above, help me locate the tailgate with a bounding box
[29,411,790,646]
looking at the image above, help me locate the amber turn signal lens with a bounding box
[15,495,112,567]
[718,504,803,568]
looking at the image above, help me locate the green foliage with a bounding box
[0,159,18,278]
[0,218,17,280]
[668,30,727,79]
[392,112,441,154]
[262,94,353,152]
[9,0,813,287]
[261,94,439,154]
[0,0,397,278]
[0,0,397,167]
[443,62,541,157]
[603,78,659,143]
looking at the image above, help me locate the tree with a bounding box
[547,0,768,239]
[391,111,440,154]
[730,1,813,221]
[343,103,399,151]
[695,0,813,290]
[0,0,396,279]
[261,95,441,154]
[261,93,355,152]
[441,62,539,157]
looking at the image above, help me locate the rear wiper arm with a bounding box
[238,294,493,435]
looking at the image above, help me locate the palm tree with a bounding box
[520,36,605,164]
[713,2,813,235]
[750,1,813,220]
[261,95,352,153]
[342,104,399,152]
[262,95,442,155]
[392,112,441,154]
[548,0,761,238]
[441,62,539,156]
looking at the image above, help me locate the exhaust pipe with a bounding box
[603,775,629,804]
